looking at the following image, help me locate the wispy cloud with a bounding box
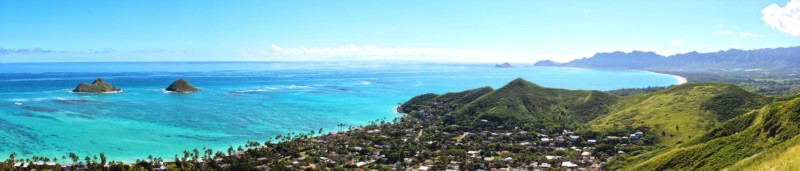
[257,44,506,61]
[670,39,684,46]
[0,48,64,55]
[711,31,734,36]
[711,31,765,38]
[762,0,800,36]
[739,32,765,38]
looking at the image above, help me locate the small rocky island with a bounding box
[495,62,513,68]
[165,78,199,93]
[72,78,122,93]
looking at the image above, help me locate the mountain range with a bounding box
[534,46,800,71]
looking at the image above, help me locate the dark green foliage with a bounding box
[700,84,772,121]
[606,86,669,96]
[165,78,199,93]
[72,78,121,93]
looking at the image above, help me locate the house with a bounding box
[569,135,580,142]
[587,139,597,145]
[539,162,552,168]
[538,129,549,135]
[581,152,591,156]
[468,150,481,157]
[545,155,561,160]
[561,161,578,167]
[631,131,644,140]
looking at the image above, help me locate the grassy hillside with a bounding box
[625,96,800,170]
[724,135,800,171]
[590,83,770,146]
[452,78,620,130]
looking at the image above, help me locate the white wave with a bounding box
[13,102,22,106]
[71,89,124,94]
[9,98,30,102]
[41,89,71,93]
[413,81,424,87]
[283,85,311,89]
[359,81,374,85]
[231,89,272,94]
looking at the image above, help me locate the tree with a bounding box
[69,152,79,164]
[100,153,107,171]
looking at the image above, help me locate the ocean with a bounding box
[0,61,679,161]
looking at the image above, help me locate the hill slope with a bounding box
[625,96,800,170]
[590,83,770,145]
[453,78,620,130]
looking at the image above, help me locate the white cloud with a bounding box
[670,39,684,46]
[259,44,507,61]
[739,32,765,38]
[762,0,800,36]
[711,31,734,36]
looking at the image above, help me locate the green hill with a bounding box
[590,83,770,145]
[452,78,620,130]
[624,96,800,170]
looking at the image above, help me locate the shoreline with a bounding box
[533,66,689,85]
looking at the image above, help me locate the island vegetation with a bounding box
[72,78,121,93]
[165,78,199,93]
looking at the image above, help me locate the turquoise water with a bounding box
[0,62,678,161]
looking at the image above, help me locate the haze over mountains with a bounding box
[535,46,800,71]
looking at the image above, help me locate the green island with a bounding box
[3,77,800,170]
[165,78,199,93]
[72,78,122,93]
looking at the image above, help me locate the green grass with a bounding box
[453,78,620,130]
[724,135,800,171]
[624,96,800,171]
[590,83,769,146]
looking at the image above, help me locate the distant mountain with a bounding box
[532,60,561,66]
[495,62,513,68]
[535,46,800,71]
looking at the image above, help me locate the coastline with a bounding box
[674,75,688,85]
[533,66,689,85]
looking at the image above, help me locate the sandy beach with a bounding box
[673,75,688,85]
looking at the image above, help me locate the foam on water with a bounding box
[0,62,680,162]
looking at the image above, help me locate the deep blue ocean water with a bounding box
[0,62,679,161]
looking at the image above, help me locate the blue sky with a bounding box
[1,0,799,63]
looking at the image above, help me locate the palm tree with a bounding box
[99,153,106,168]
[69,152,79,164]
